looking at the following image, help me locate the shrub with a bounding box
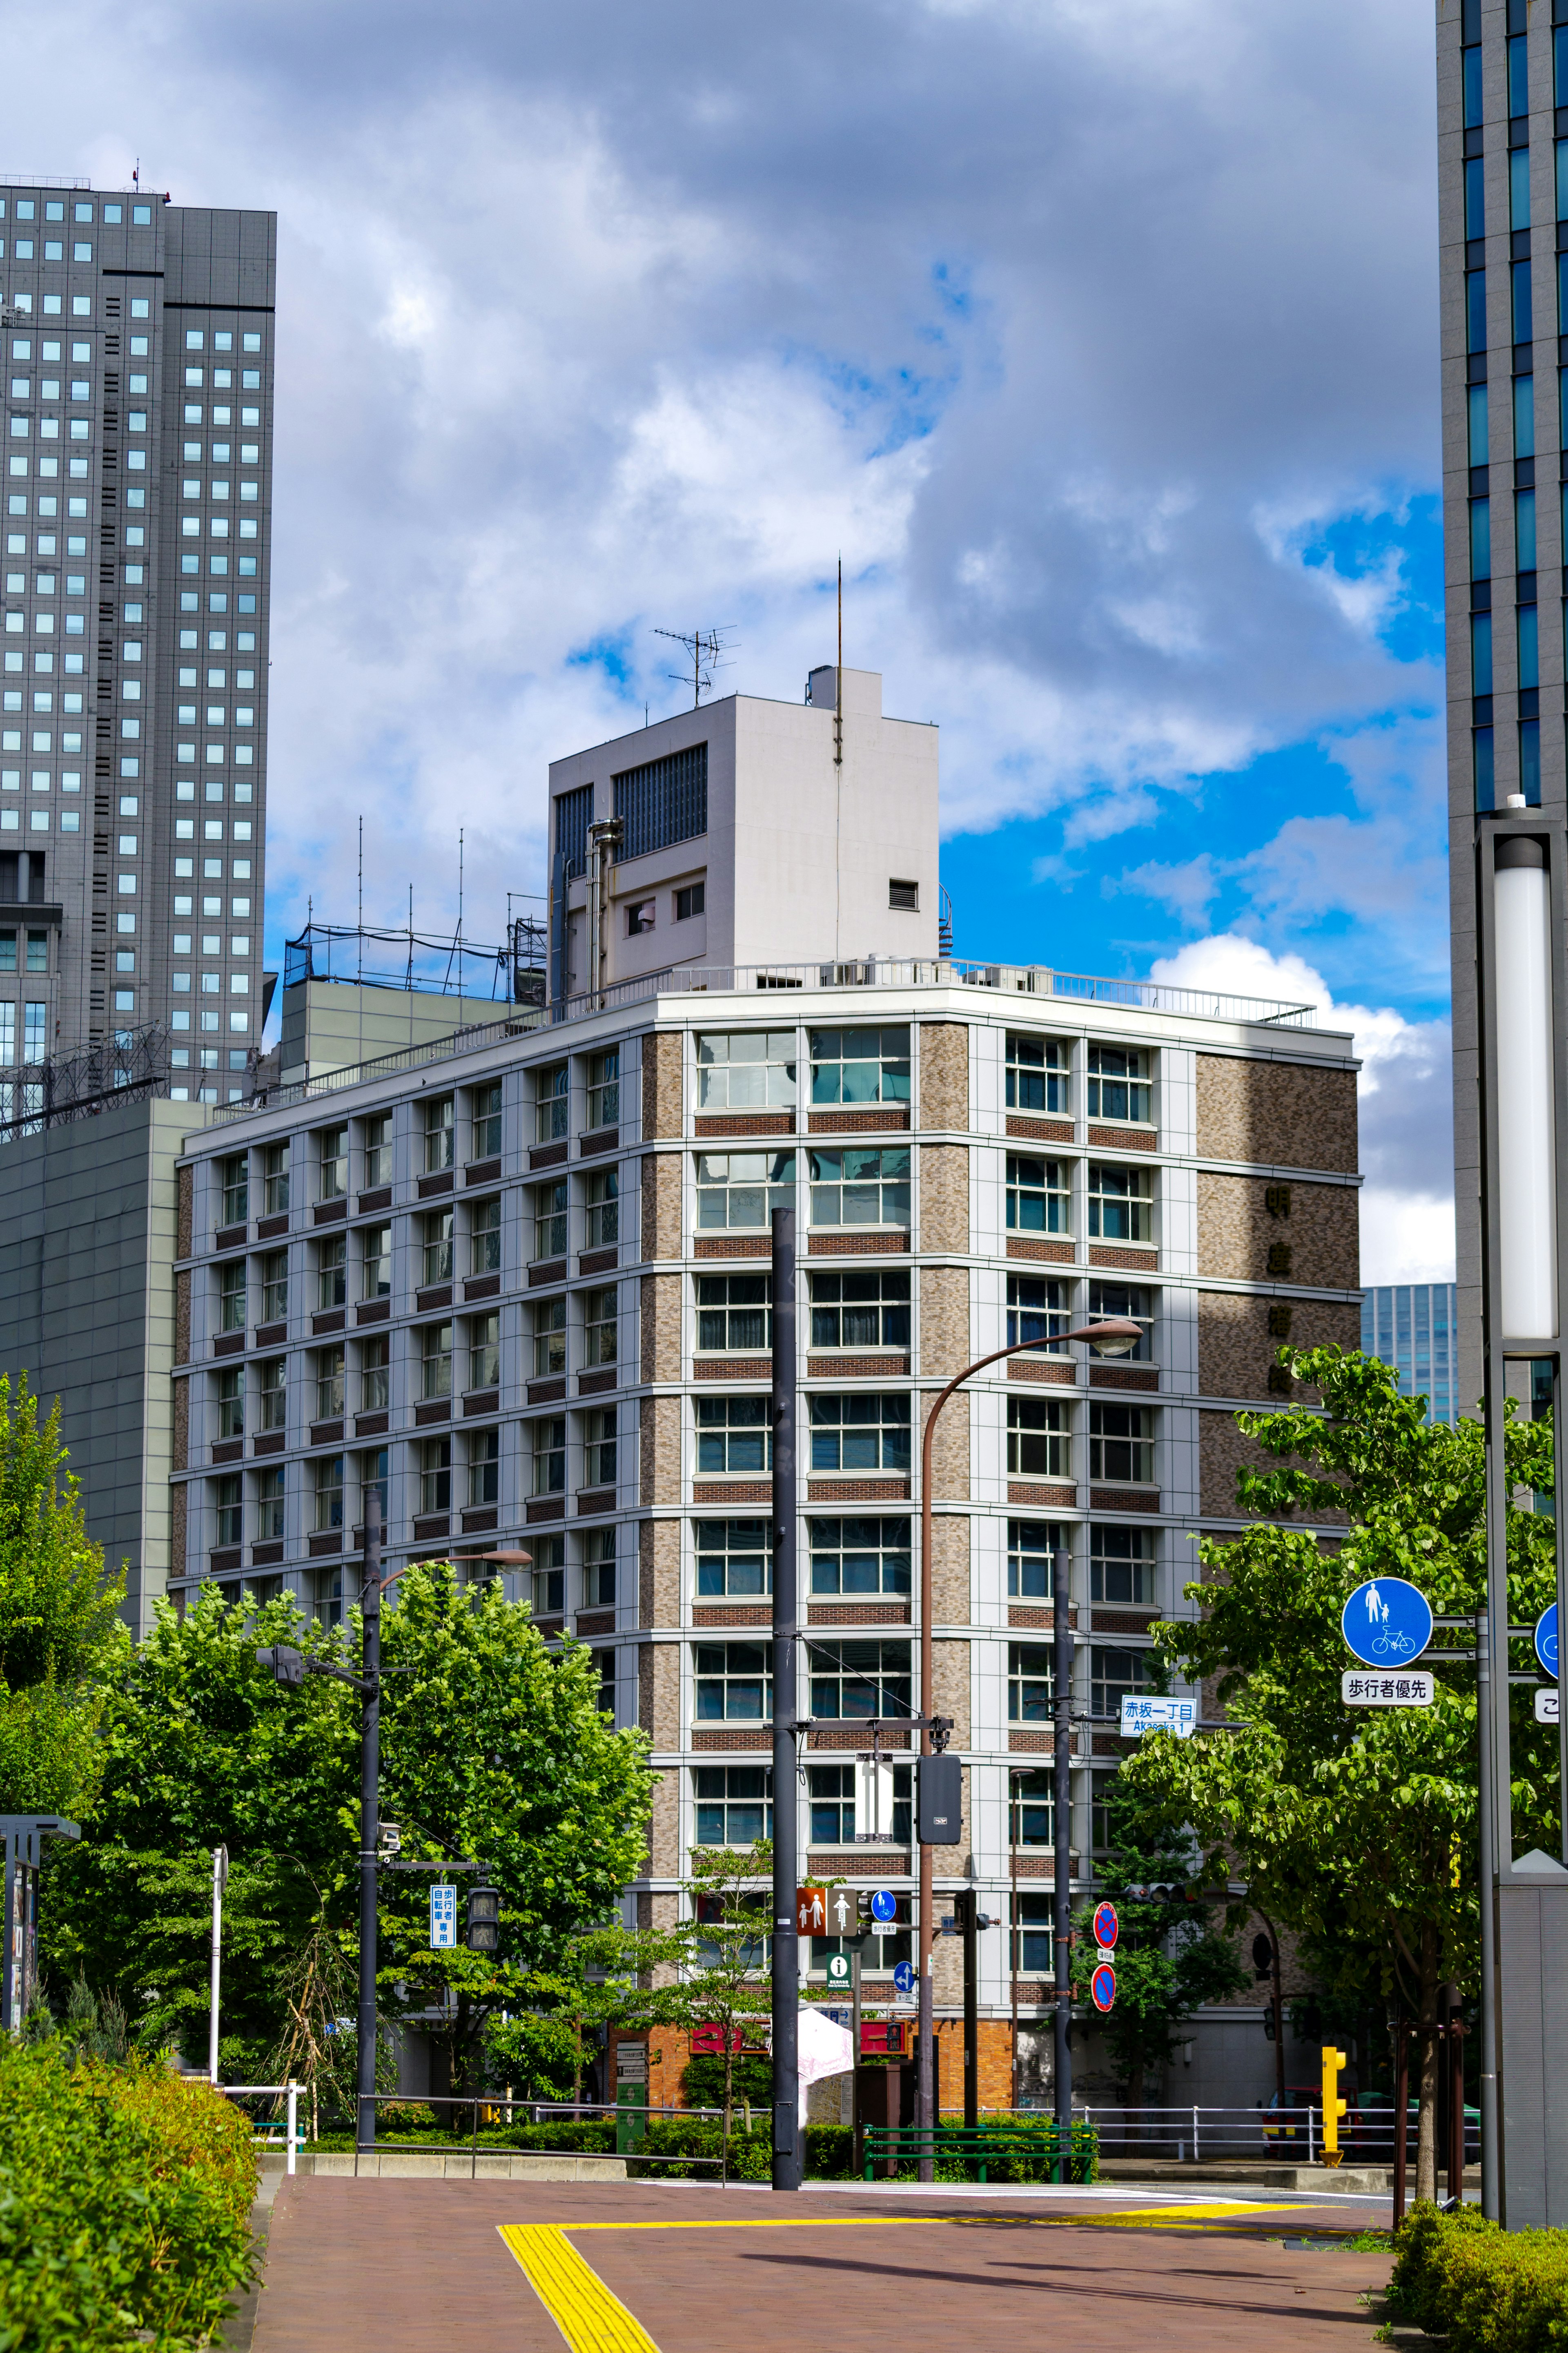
[1385,2200,1568,2351]
[0,2039,256,2350]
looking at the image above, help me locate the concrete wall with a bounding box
[278,979,521,1085]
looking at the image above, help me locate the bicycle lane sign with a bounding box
[1341,1578,1433,1669]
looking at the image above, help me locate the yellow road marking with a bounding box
[1082,2203,1303,2227]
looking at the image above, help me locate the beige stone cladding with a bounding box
[639,1517,680,1628]
[1196,1171,1358,1291]
[919,1263,970,1379]
[642,1030,684,1141]
[1198,1293,1362,1401]
[931,1514,971,1624]
[1199,1411,1347,1526]
[641,1271,681,1383]
[932,1637,971,1744]
[648,1758,681,1877]
[639,1643,681,1747]
[920,1144,969,1253]
[176,1164,193,1259]
[641,1153,682,1262]
[919,1022,969,1131]
[922,1391,970,1501]
[639,1393,680,1506]
[1196,1053,1357,1174]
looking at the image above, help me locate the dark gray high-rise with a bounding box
[2,182,273,1106]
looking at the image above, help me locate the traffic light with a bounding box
[1321,2044,1348,2166]
[255,1645,306,1688]
[917,1753,962,1844]
[466,1883,500,1955]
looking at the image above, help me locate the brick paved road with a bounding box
[250,2179,1394,2353]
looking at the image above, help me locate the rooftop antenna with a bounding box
[653,625,736,709]
[356,816,363,986]
[132,159,139,191]
[457,827,465,1003]
[835,556,843,770]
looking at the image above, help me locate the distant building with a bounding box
[1360,1284,1460,1425]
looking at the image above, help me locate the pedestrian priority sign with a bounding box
[1341,1670,1435,1708]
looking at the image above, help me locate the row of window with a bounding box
[690,1515,1156,1602]
[0,199,157,224]
[686,1636,1150,1724]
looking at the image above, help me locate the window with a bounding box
[809,1516,911,1597]
[1473,611,1494,696]
[220,1152,248,1226]
[361,1223,392,1300]
[316,1234,347,1311]
[535,1061,569,1143]
[317,1125,347,1200]
[809,1639,910,1721]
[1006,1034,1068,1115]
[213,1474,242,1549]
[314,1454,344,1532]
[808,1146,910,1228]
[534,1179,568,1260]
[468,1310,500,1392]
[582,1285,618,1367]
[314,1565,344,1630]
[422,1208,454,1286]
[532,1295,567,1378]
[362,1113,391,1189]
[1007,1155,1069,1235]
[359,1447,388,1532]
[807,1269,909,1351]
[612,740,707,860]
[1516,370,1535,460]
[256,1464,285,1541]
[1518,487,1537,571]
[675,881,705,921]
[808,1392,911,1474]
[1465,152,1486,241]
[532,1415,566,1495]
[216,1366,245,1441]
[1086,1280,1152,1358]
[697,1395,771,1474]
[1008,1770,1053,1850]
[587,1047,619,1130]
[695,1641,772,1721]
[258,1249,287,1324]
[581,1525,617,1607]
[584,1166,618,1248]
[471,1081,502,1160]
[1007,1275,1068,1353]
[261,1140,289,1216]
[1008,1519,1059,1600]
[424,1095,454,1173]
[808,1762,857,1844]
[467,1425,499,1506]
[218,1258,246,1333]
[583,1405,617,1488]
[696,1030,796,1108]
[1467,266,1487,355]
[1510,21,1529,116]
[1092,1646,1151,1718]
[695,1150,795,1230]
[359,1333,389,1412]
[1471,495,1491,581]
[695,1765,772,1847]
[695,1519,771,1598]
[420,1436,451,1515]
[1007,1396,1067,1478]
[696,1272,770,1352]
[314,1345,345,1421]
[1009,1642,1054,1722]
[807,1025,910,1106]
[626,897,656,935]
[1090,1525,1158,1605]
[421,1322,452,1401]
[1087,1164,1150,1243]
[258,1355,286,1432]
[1011,1891,1054,1975]
[1087,1402,1154,1484]
[1086,1045,1150,1123]
[531,1533,566,1616]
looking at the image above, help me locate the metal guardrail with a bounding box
[220,2081,304,2176]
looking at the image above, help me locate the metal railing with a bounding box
[1079,2100,1454,2165]
[220,2082,305,2176]
[265,2091,732,2179]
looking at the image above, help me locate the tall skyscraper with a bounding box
[1,182,274,1106]
[1361,1283,1460,1425]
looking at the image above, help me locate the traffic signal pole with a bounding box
[960,1891,979,2131]
[1054,1539,1073,2174]
[770,1207,801,2193]
[357,1492,382,2151]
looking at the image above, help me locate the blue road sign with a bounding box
[1537,1603,1559,1679]
[1091,1963,1116,2014]
[430,1883,457,1951]
[1341,1578,1432,1669]
[893,1961,916,1998]
[869,1889,898,1925]
[1093,1901,1119,1952]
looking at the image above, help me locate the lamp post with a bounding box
[914,1316,1141,2184]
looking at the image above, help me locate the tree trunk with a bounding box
[1415,1924,1441,2203]
[722,2030,734,2138]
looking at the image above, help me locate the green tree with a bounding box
[0,1374,128,1817]
[515,1921,690,2104]
[1124,1346,1558,2200]
[652,1842,773,2135]
[1069,1782,1247,2102]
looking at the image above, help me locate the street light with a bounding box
[914,1315,1141,2185]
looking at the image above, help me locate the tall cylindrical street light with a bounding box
[915,1316,1141,2185]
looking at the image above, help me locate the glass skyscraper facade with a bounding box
[1360,1284,1460,1426]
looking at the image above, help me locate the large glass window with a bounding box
[258,1355,286,1431]
[256,1463,285,1540]
[421,1210,453,1287]
[808,1393,911,1474]
[1087,1164,1150,1243]
[470,1195,501,1275]
[696,1765,772,1846]
[808,1639,910,1720]
[696,1030,797,1108]
[1087,1402,1154,1484]
[583,1406,617,1488]
[361,1113,391,1189]
[696,1395,771,1474]
[314,1345,345,1420]
[1517,487,1537,571]
[420,1436,451,1514]
[583,1285,618,1367]
[1510,25,1529,116]
[220,1152,248,1225]
[695,1641,772,1720]
[424,1095,455,1174]
[1090,1524,1158,1604]
[472,1081,503,1160]
[421,1320,452,1400]
[531,1534,566,1616]
[807,1025,909,1106]
[695,1519,772,1598]
[1473,611,1494,696]
[1471,495,1491,580]
[1008,1769,1053,1848]
[696,1272,770,1352]
[1008,1642,1053,1722]
[359,1334,389,1412]
[317,1234,347,1310]
[581,1526,617,1607]
[809,1516,911,1596]
[1087,1280,1152,1357]
[532,1296,567,1377]
[587,1048,619,1131]
[468,1311,500,1392]
[1007,1519,1059,1599]
[1468,381,1488,467]
[258,1249,287,1323]
[361,1223,391,1300]
[467,1425,499,1506]
[262,1141,289,1216]
[1006,1274,1067,1352]
[317,1125,347,1201]
[1006,1155,1068,1235]
[532,1416,566,1495]
[1467,267,1486,355]
[359,1447,388,1531]
[1086,1045,1150,1123]
[216,1366,245,1440]
[584,1166,618,1249]
[1011,1892,1054,1975]
[218,1258,246,1332]
[1007,1396,1067,1479]
[1513,258,1534,346]
[808,1269,909,1350]
[1092,1646,1151,1718]
[1005,1033,1068,1114]
[533,1179,568,1260]
[213,1473,242,1548]
[695,1151,795,1229]
[1464,152,1486,240]
[535,1062,569,1143]
[1515,371,1536,459]
[314,1453,344,1532]
[807,1146,910,1228]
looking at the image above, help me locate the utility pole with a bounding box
[208,1844,228,2085]
[358,1491,382,2150]
[770,1204,800,2192]
[1054,1537,1074,2177]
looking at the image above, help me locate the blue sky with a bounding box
[4,0,1454,1274]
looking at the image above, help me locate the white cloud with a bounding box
[1148,933,1454,1287]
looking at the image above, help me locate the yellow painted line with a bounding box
[568,2217,927,2232]
[499,2226,660,2353]
[1080,2203,1305,2228]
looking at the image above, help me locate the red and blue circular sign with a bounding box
[1093,1902,1119,1951]
[1091,1963,1116,2013]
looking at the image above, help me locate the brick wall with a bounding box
[931,1514,970,1622]
[176,1164,192,1260]
[640,1392,679,1505]
[174,1269,190,1364]
[923,1390,970,1501]
[1199,1411,1346,1525]
[172,1376,188,1474]
[919,1022,969,1130]
[1196,1054,1357,1174]
[648,1758,680,1876]
[171,1481,186,1578]
[934,2017,1016,2113]
[642,1030,684,1141]
[641,1270,681,1382]
[919,1262,970,1378]
[933,1638,971,1744]
[640,1153,682,1261]
[919,1144,969,1253]
[1198,1292,1361,1399]
[639,1516,679,1626]
[1196,1171,1358,1289]
[639,1643,682,1747]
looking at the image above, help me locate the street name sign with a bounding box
[1119,1695,1196,1739]
[429,1883,457,1950]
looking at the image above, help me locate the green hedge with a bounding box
[0,2040,256,2351]
[1386,2200,1568,2351]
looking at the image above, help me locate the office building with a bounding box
[1360,1282,1461,1424]
[1,179,275,1103]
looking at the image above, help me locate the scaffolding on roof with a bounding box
[282,916,547,1008]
